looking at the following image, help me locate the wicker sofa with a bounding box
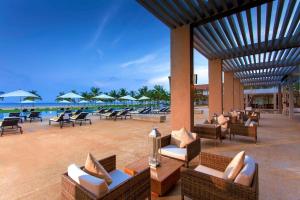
[160,134,201,167]
[193,124,222,143]
[230,122,258,143]
[181,152,259,200]
[61,155,151,200]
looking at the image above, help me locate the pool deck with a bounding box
[0,113,300,199]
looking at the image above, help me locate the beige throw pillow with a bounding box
[171,128,194,148]
[84,153,113,185]
[234,155,256,186]
[218,114,228,126]
[223,151,245,181]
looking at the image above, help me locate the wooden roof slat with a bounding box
[173,0,194,22]
[278,0,296,39]
[271,0,284,44]
[286,2,300,39]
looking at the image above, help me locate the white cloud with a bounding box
[147,75,169,87]
[120,53,156,68]
[194,65,208,84]
[85,4,122,49]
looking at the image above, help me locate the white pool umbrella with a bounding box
[59,92,83,99]
[93,94,114,100]
[0,90,38,98]
[119,95,137,101]
[21,100,35,103]
[79,100,89,104]
[138,96,150,101]
[59,100,71,103]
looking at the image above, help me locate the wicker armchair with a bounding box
[230,123,258,143]
[193,124,222,143]
[61,155,151,200]
[181,152,259,200]
[160,134,201,167]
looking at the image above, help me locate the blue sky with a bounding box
[0,0,208,102]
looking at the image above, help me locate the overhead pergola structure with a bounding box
[138,0,300,129]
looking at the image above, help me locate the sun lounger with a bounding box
[27,112,42,122]
[72,109,83,116]
[115,110,129,120]
[9,112,20,117]
[49,113,74,128]
[70,112,91,126]
[100,110,118,119]
[92,108,106,116]
[0,117,23,136]
[130,107,146,114]
[141,108,151,114]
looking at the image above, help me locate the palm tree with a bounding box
[138,86,149,97]
[129,90,137,98]
[0,91,4,101]
[71,90,78,94]
[56,91,66,102]
[90,87,101,97]
[118,88,128,97]
[24,90,42,101]
[81,91,93,101]
[108,90,118,98]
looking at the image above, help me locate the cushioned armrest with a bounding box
[161,135,171,147]
[181,167,257,199]
[186,138,201,161]
[98,155,116,173]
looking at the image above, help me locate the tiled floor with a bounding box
[0,113,299,199]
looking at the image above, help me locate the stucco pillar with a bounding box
[273,93,277,110]
[170,24,193,131]
[245,94,249,107]
[240,84,244,110]
[278,85,282,113]
[208,59,223,117]
[289,84,294,119]
[233,78,240,110]
[223,72,234,113]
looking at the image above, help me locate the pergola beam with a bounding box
[224,60,300,72]
[192,0,272,27]
[200,37,300,60]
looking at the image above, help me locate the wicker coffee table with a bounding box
[124,156,183,196]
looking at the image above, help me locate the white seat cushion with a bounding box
[194,165,224,179]
[223,151,245,181]
[234,155,256,186]
[68,164,108,198]
[159,145,187,161]
[245,118,251,126]
[108,169,131,190]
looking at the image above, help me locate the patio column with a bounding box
[208,59,223,117]
[245,94,249,107]
[233,78,240,110]
[240,84,244,110]
[289,84,294,119]
[223,71,234,113]
[278,85,282,113]
[170,24,193,131]
[273,93,277,110]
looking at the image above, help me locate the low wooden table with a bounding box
[124,156,183,196]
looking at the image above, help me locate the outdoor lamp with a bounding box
[148,128,161,168]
